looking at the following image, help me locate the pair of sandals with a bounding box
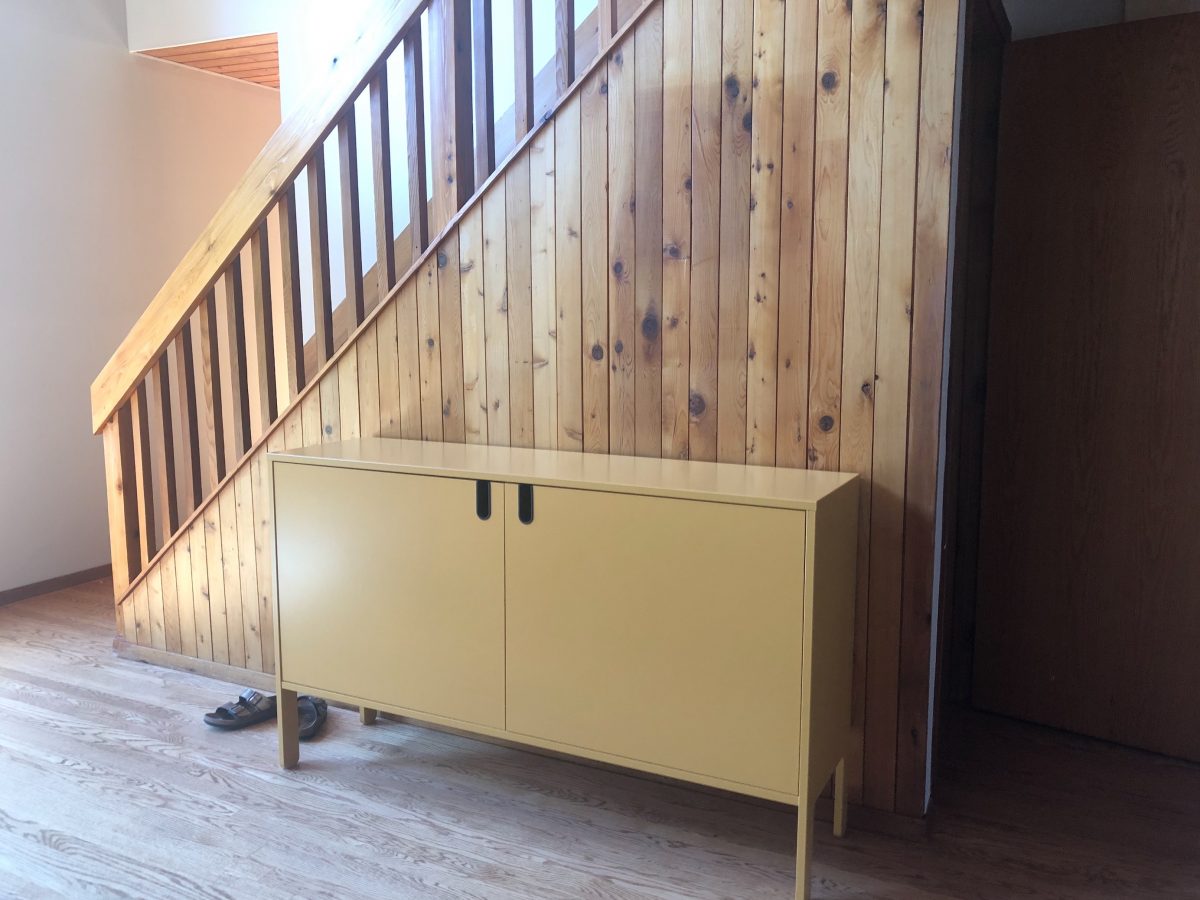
[203,688,328,739]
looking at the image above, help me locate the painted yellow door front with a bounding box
[274,464,504,728]
[504,483,807,794]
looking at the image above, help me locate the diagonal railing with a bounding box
[95,0,638,599]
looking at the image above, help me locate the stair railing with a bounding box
[94,0,632,598]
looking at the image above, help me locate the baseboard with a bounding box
[112,638,274,692]
[108,640,930,840]
[0,564,112,608]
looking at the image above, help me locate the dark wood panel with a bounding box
[975,13,1200,761]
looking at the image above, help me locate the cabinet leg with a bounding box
[795,793,815,900]
[833,757,848,838]
[278,688,299,769]
[360,706,378,725]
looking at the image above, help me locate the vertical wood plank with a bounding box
[130,382,156,565]
[555,0,576,92]
[377,300,403,437]
[514,0,535,139]
[396,278,425,438]
[841,0,887,805]
[153,353,180,533]
[506,153,535,448]
[308,153,336,364]
[776,0,818,469]
[416,256,445,440]
[437,232,467,442]
[370,67,397,303]
[688,0,721,461]
[131,580,150,647]
[167,337,196,522]
[530,126,558,450]
[338,345,361,439]
[482,183,511,446]
[554,96,584,452]
[278,187,307,397]
[319,367,342,443]
[607,38,636,455]
[897,0,959,818]
[660,0,691,461]
[340,106,367,324]
[405,30,431,267]
[301,387,323,448]
[580,70,609,454]
[146,565,166,651]
[234,467,263,673]
[429,0,475,234]
[866,0,923,813]
[459,205,490,445]
[174,537,197,658]
[745,0,785,466]
[808,0,852,469]
[249,221,279,430]
[716,0,752,464]
[218,485,245,669]
[251,448,275,674]
[203,504,228,665]
[160,542,182,653]
[188,504,213,662]
[634,7,664,458]
[472,0,496,185]
[357,321,382,438]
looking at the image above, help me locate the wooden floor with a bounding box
[2,581,1199,899]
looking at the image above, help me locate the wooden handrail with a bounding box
[90,0,425,434]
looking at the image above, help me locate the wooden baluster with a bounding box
[166,338,193,524]
[222,260,252,456]
[555,0,576,93]
[472,0,496,185]
[370,66,397,302]
[339,106,366,324]
[598,0,618,52]
[175,321,203,511]
[404,28,430,266]
[153,351,180,534]
[514,0,534,138]
[308,152,335,364]
[102,405,141,593]
[429,0,475,233]
[249,219,279,426]
[198,291,226,483]
[278,186,306,395]
[130,381,157,563]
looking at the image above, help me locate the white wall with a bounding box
[0,0,280,592]
[125,0,285,50]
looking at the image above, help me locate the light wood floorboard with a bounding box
[1,581,1198,898]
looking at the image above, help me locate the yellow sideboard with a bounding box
[269,438,858,900]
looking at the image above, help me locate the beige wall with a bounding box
[0,0,280,592]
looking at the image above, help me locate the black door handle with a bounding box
[518,484,534,525]
[476,480,492,520]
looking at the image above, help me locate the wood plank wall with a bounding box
[115,0,962,818]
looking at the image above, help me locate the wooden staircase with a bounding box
[92,0,962,818]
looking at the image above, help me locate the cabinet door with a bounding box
[504,484,807,794]
[274,464,504,728]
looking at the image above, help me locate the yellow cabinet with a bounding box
[504,483,807,794]
[273,462,504,728]
[270,438,858,900]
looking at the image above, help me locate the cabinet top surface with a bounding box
[267,439,856,510]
